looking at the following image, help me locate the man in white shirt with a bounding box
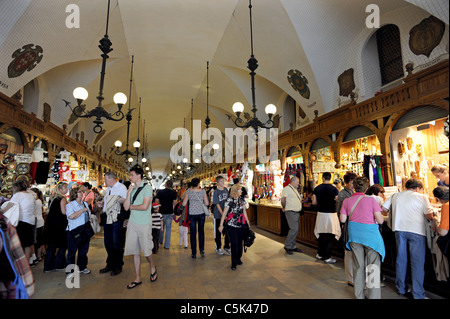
[382,178,434,299]
[99,171,128,276]
[281,176,303,255]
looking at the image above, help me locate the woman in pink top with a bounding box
[340,177,385,299]
[81,182,95,211]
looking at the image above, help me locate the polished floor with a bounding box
[31,217,439,299]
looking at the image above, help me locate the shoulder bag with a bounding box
[289,185,304,216]
[70,202,94,246]
[342,195,364,249]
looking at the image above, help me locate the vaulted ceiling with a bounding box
[0,0,448,175]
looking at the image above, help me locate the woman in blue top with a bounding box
[66,186,92,277]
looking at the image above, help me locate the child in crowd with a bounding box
[151,203,163,254]
[174,203,189,249]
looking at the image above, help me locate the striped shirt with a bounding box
[152,212,162,229]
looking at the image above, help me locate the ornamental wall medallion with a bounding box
[287,69,310,99]
[337,68,356,97]
[409,16,445,58]
[7,44,43,78]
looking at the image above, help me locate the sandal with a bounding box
[127,281,142,289]
[150,267,158,282]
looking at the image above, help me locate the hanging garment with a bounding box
[375,156,384,187]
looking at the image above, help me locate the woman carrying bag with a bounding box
[182,178,209,258]
[339,177,385,299]
[219,184,251,270]
[65,186,93,278]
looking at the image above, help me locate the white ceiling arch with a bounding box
[0,0,448,174]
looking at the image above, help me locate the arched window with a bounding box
[376,24,403,85]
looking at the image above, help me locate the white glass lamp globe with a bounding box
[213,143,220,150]
[73,87,88,101]
[194,143,201,150]
[133,141,141,148]
[113,92,127,105]
[142,157,147,163]
[232,102,244,113]
[114,140,122,148]
[265,104,277,115]
[128,157,134,163]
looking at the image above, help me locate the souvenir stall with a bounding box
[390,111,449,197]
[283,146,306,195]
[339,126,384,185]
[251,160,288,236]
[382,106,449,297]
[0,128,25,200]
[309,138,336,187]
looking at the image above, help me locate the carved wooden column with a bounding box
[378,133,393,186]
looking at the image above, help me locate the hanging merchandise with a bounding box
[363,155,384,186]
[339,133,381,179]
[390,116,449,196]
[59,149,71,162]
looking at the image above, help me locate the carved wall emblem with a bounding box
[409,16,445,58]
[8,44,43,78]
[337,68,355,97]
[287,69,310,99]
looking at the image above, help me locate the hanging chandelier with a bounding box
[64,0,127,133]
[229,0,277,131]
[114,56,141,163]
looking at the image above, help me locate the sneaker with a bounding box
[323,258,336,264]
[223,248,231,255]
[315,254,323,260]
[78,268,91,274]
[216,248,224,255]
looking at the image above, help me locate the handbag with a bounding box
[70,221,94,246]
[70,203,94,246]
[342,195,364,249]
[243,224,255,252]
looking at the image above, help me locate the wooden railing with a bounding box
[0,93,126,175]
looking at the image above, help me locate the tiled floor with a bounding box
[30,217,437,299]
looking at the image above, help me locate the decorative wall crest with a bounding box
[337,68,355,97]
[287,69,310,99]
[409,16,445,58]
[7,44,43,78]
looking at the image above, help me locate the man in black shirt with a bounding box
[312,172,340,264]
[155,180,177,249]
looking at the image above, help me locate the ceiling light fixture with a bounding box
[65,0,126,133]
[229,0,278,131]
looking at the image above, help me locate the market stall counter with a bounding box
[249,201,288,236]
